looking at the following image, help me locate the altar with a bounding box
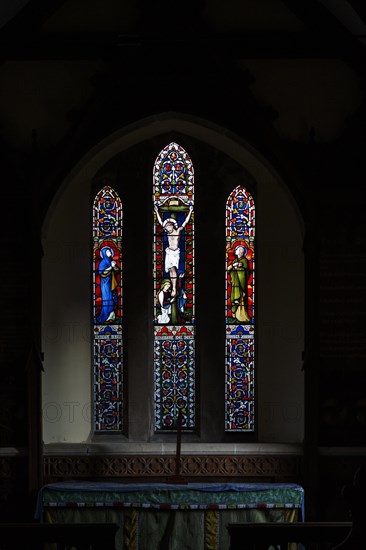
[37,481,304,550]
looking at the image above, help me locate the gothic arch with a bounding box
[42,114,304,447]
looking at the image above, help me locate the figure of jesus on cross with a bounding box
[154,203,193,298]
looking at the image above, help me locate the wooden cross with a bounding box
[166,409,188,484]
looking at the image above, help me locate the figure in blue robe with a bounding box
[97,246,118,323]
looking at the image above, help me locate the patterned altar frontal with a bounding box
[38,481,304,550]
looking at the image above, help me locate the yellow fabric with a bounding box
[285,508,297,523]
[204,510,219,550]
[44,510,55,524]
[123,509,137,550]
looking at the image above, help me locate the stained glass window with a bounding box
[225,186,255,432]
[153,142,195,431]
[92,185,123,432]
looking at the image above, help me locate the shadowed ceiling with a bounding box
[0,0,365,152]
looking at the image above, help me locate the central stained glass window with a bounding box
[153,142,195,431]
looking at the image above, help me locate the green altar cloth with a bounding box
[38,482,304,550]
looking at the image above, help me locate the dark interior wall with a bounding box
[1,91,365,522]
[0,143,41,518]
[1,0,366,519]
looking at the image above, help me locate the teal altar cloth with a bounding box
[37,482,304,550]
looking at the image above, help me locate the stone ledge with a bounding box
[43,442,303,456]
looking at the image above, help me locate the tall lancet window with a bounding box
[92,185,123,432]
[153,142,195,431]
[225,186,255,432]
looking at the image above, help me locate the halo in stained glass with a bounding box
[225,186,255,432]
[92,185,123,432]
[153,142,195,431]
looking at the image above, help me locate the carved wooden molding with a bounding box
[44,454,301,482]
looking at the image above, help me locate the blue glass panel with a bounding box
[93,185,123,432]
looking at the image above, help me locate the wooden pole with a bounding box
[166,408,188,484]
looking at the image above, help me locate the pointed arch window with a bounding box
[225,186,255,432]
[153,142,195,431]
[92,185,123,432]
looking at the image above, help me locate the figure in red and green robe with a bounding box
[228,244,250,323]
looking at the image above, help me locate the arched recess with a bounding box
[42,113,304,450]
